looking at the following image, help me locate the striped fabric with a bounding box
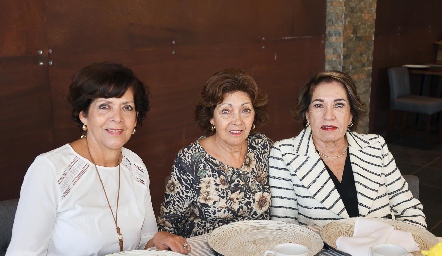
[187,234,215,256]
[269,127,426,229]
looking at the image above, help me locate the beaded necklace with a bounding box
[317,148,347,159]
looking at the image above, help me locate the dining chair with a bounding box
[403,174,419,199]
[0,198,18,256]
[387,66,442,146]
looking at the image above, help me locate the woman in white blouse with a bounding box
[7,63,190,255]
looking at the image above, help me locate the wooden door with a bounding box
[0,0,53,200]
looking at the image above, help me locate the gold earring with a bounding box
[82,124,88,131]
[132,128,136,135]
[211,124,215,131]
[252,124,256,130]
[348,121,354,128]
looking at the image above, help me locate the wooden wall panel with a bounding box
[45,0,325,53]
[0,0,47,57]
[370,0,442,134]
[0,56,53,199]
[0,1,326,213]
[0,0,51,200]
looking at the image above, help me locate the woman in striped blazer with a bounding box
[269,70,426,229]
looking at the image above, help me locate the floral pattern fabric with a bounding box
[157,133,273,238]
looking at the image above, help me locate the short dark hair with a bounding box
[293,70,367,131]
[195,68,268,136]
[68,62,150,132]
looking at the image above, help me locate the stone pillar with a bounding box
[326,0,377,133]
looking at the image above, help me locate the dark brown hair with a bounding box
[293,70,367,131]
[195,68,268,136]
[68,62,150,132]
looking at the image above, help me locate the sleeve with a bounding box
[157,150,197,237]
[139,169,159,248]
[268,143,299,224]
[381,139,427,228]
[6,156,59,256]
[258,132,274,148]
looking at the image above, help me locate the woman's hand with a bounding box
[145,231,191,254]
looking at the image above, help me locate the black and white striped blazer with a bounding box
[269,127,426,229]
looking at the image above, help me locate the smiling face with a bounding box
[210,91,255,147]
[305,81,353,145]
[79,87,137,152]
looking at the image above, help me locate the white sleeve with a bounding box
[381,142,426,228]
[6,156,59,256]
[268,144,299,223]
[138,170,158,248]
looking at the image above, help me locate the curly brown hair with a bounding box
[293,70,367,131]
[68,62,150,133]
[195,68,268,136]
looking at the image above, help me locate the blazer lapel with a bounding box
[346,133,383,217]
[282,128,348,217]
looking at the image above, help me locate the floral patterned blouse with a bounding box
[157,132,273,238]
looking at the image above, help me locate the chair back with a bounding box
[403,175,419,199]
[0,198,18,256]
[387,67,411,108]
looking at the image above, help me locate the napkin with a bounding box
[336,218,419,256]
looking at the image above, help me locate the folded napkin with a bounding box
[336,218,419,256]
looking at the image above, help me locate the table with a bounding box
[187,233,347,256]
[186,233,442,256]
[408,67,442,97]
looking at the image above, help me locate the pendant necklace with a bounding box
[86,140,124,251]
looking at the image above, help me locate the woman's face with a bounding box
[210,91,255,147]
[80,87,137,151]
[305,81,353,144]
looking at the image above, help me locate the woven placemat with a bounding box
[320,218,438,256]
[207,220,323,256]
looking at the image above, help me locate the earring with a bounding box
[306,121,310,127]
[252,124,256,130]
[211,124,215,131]
[82,124,88,131]
[348,121,354,128]
[132,128,136,135]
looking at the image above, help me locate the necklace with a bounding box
[317,148,347,159]
[86,140,123,252]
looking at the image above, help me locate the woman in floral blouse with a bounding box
[157,68,273,238]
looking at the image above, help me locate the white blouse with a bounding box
[7,144,157,256]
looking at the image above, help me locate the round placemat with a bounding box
[320,218,438,256]
[207,220,323,256]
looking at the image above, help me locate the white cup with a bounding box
[263,243,308,256]
[370,244,407,256]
